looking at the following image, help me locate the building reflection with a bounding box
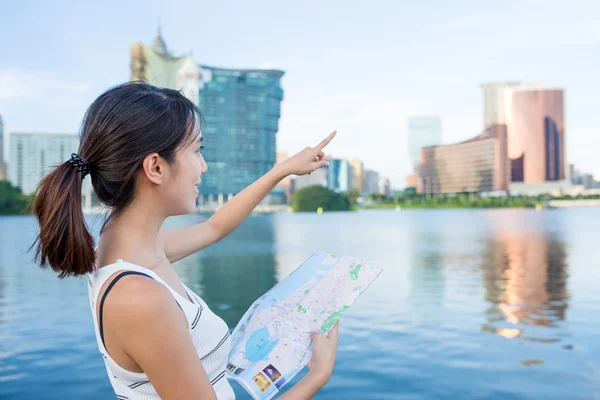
[172,215,278,328]
[408,227,446,319]
[481,213,569,341]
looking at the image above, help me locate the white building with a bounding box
[509,181,574,196]
[294,168,327,191]
[8,132,93,208]
[363,169,380,195]
[378,176,392,198]
[0,115,5,180]
[480,82,521,129]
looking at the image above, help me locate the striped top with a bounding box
[87,259,235,399]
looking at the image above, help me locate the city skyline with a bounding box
[1,1,600,187]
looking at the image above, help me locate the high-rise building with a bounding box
[8,133,93,205]
[327,159,354,193]
[378,176,392,198]
[0,115,5,180]
[131,29,285,204]
[405,174,423,194]
[419,124,509,194]
[349,159,364,193]
[197,65,284,201]
[408,116,442,173]
[569,164,583,186]
[130,27,200,107]
[504,87,565,183]
[363,169,380,195]
[583,174,595,189]
[480,82,521,129]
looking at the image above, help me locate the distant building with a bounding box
[509,181,573,196]
[583,174,595,190]
[8,133,93,205]
[378,176,392,198]
[327,159,354,193]
[569,164,584,186]
[405,173,423,194]
[419,124,509,194]
[480,82,521,129]
[408,116,442,173]
[505,86,565,183]
[294,168,327,191]
[130,27,200,107]
[0,115,5,180]
[197,65,284,202]
[349,159,364,193]
[363,169,380,195]
[131,28,285,205]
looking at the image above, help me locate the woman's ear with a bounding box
[142,153,166,185]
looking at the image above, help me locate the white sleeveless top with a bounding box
[87,260,236,399]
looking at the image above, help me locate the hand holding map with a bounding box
[226,252,382,400]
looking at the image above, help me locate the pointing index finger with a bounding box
[315,130,337,151]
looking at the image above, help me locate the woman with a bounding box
[31,82,339,399]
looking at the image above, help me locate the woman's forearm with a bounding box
[207,163,289,239]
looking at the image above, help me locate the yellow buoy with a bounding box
[317,207,323,214]
[535,203,542,211]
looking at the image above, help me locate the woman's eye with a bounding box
[198,145,205,153]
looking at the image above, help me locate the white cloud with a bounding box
[0,68,92,100]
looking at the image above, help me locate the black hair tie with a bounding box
[67,153,91,179]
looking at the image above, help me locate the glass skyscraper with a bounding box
[327,159,354,193]
[505,87,565,183]
[198,66,284,200]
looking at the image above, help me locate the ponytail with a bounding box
[31,162,95,278]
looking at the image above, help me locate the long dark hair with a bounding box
[31,82,201,278]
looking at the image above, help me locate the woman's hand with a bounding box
[280,130,337,176]
[278,323,339,399]
[307,322,339,385]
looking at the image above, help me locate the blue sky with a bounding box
[1,0,599,187]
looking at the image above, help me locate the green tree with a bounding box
[0,180,31,215]
[347,188,361,205]
[292,185,351,212]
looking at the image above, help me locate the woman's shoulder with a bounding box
[102,270,168,307]
[99,270,179,326]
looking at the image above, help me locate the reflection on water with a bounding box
[409,230,446,321]
[163,214,278,328]
[481,213,569,344]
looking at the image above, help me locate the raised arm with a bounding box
[160,130,336,262]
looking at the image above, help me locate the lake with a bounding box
[1,209,599,399]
